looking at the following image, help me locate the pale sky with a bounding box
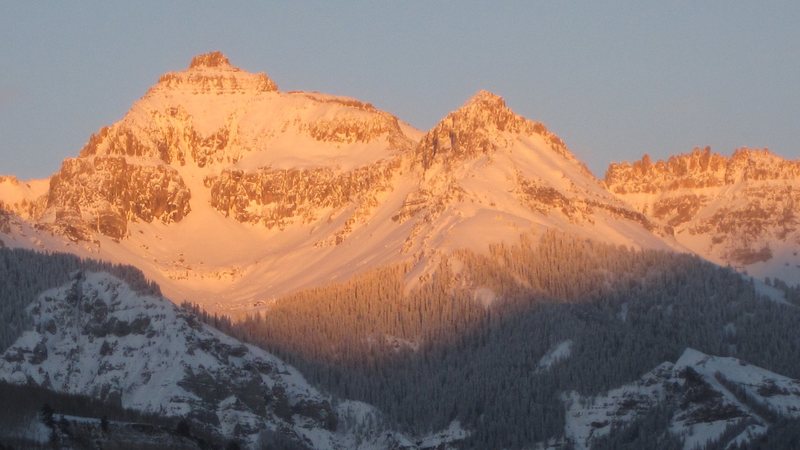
[2,1,798,179]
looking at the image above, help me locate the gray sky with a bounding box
[2,1,798,179]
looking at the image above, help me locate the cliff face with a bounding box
[413,90,575,171]
[606,147,800,194]
[606,147,800,274]
[44,157,192,240]
[206,160,400,231]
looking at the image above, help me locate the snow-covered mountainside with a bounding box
[0,51,673,316]
[565,348,800,450]
[395,90,670,271]
[0,271,465,449]
[606,147,800,282]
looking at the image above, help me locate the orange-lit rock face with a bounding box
[188,51,231,69]
[206,160,399,229]
[44,156,191,240]
[606,147,800,267]
[0,206,10,235]
[606,147,800,194]
[48,157,192,224]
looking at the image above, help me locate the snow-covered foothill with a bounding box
[0,271,466,449]
[564,348,800,450]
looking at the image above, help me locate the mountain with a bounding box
[396,90,668,267]
[606,147,800,282]
[0,51,671,316]
[0,269,465,449]
[565,348,800,450]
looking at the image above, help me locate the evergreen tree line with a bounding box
[0,247,160,351]
[219,231,800,449]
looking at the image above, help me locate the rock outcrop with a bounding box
[45,156,191,240]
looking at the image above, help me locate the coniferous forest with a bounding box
[224,232,800,448]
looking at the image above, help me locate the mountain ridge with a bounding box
[0,51,797,318]
[606,146,800,280]
[0,51,676,315]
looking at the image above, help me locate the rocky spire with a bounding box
[188,51,234,70]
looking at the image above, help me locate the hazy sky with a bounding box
[2,2,798,179]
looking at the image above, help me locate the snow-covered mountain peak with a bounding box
[674,347,713,368]
[22,50,423,242]
[460,89,507,113]
[427,89,518,136]
[0,54,678,315]
[392,92,669,276]
[0,270,335,444]
[150,51,277,97]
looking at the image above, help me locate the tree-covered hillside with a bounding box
[228,232,800,448]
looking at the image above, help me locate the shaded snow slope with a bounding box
[564,348,800,450]
[536,339,573,372]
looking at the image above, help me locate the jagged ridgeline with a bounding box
[228,232,800,449]
[0,248,160,351]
